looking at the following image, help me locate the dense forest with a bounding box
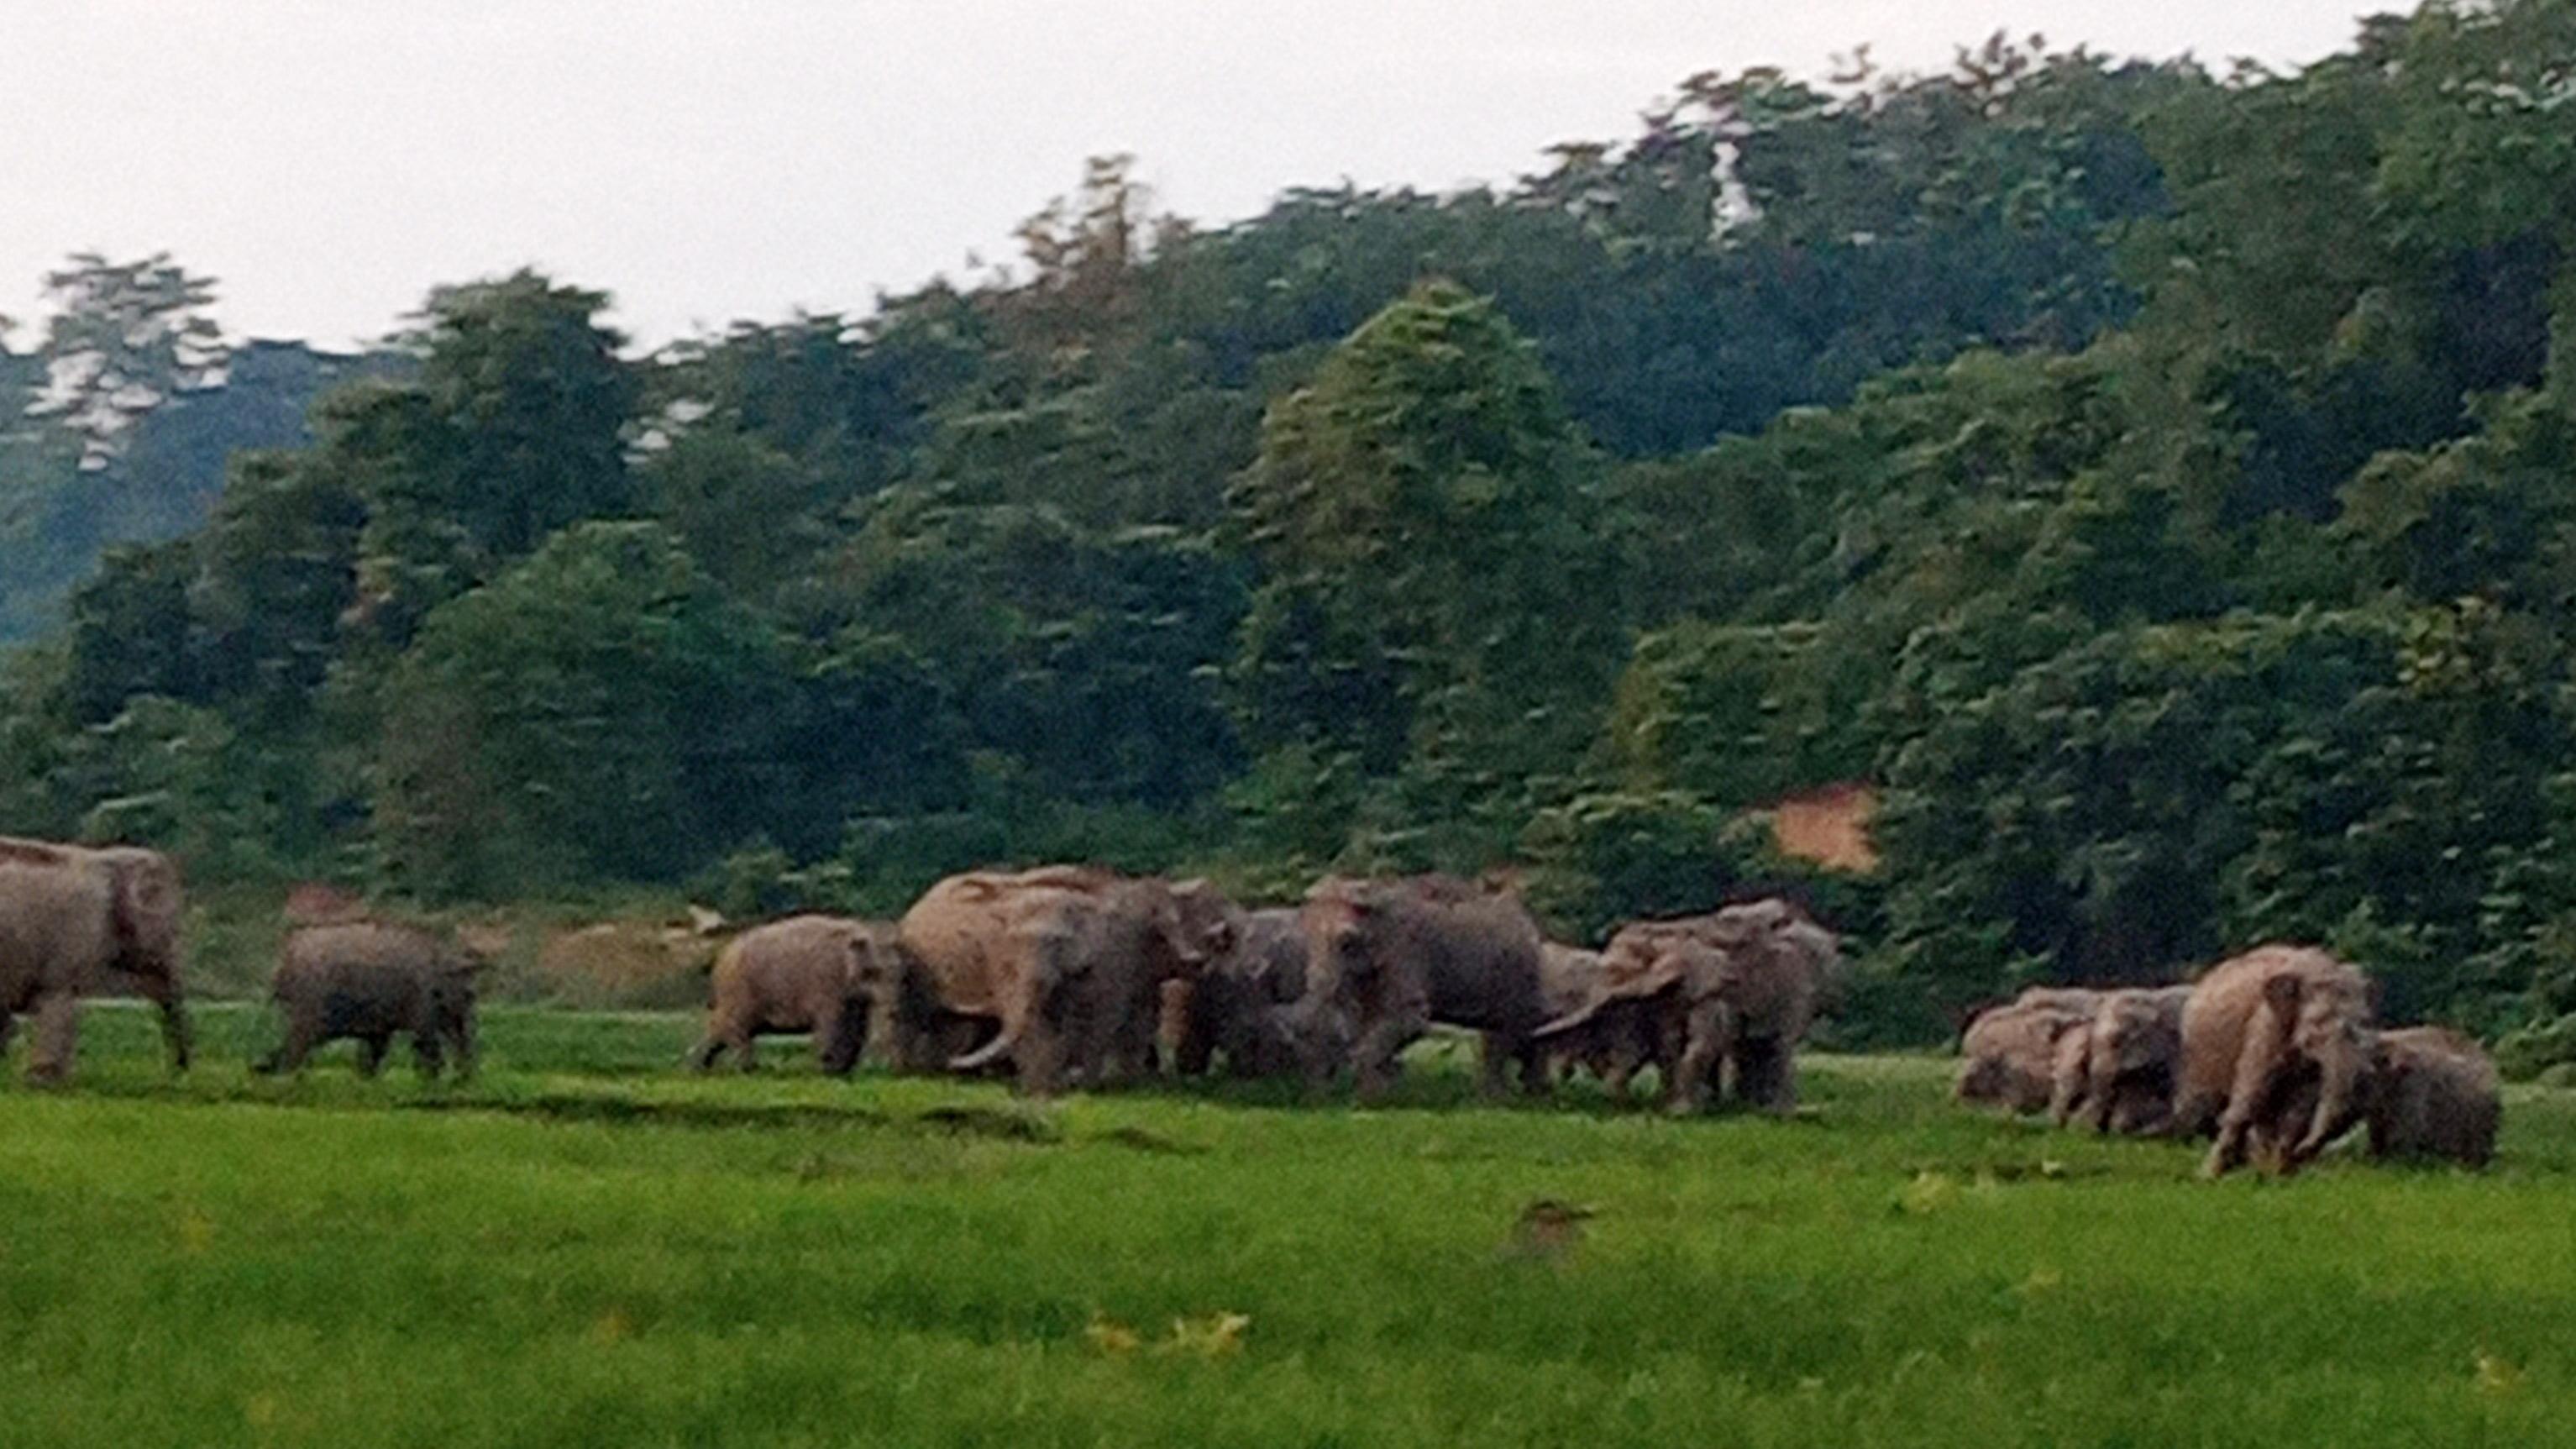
[5,3,2575,1057]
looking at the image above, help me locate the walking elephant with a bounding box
[1163,906,1307,1080]
[1294,875,1552,1102]
[688,915,916,1075]
[1536,899,1839,1116]
[2050,985,2191,1134]
[2359,1026,2499,1168]
[898,867,1236,1095]
[0,837,190,1084]
[2175,945,2377,1178]
[255,921,485,1079]
[1955,988,2099,1113]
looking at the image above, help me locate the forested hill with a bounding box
[7,5,2576,1058]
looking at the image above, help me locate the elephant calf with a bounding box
[1537,942,1676,1101]
[1164,906,1307,1080]
[257,921,485,1079]
[2050,985,2191,1134]
[1955,988,2099,1114]
[2361,1026,2499,1168]
[690,915,911,1076]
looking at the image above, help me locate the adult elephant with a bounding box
[897,867,1236,1095]
[1295,875,1551,1102]
[2175,945,2377,1178]
[2051,985,2191,1134]
[1536,899,1838,1116]
[1163,906,1307,1080]
[688,915,916,1076]
[0,837,190,1084]
[1955,988,2099,1113]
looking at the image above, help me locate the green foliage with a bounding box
[371,522,790,895]
[1519,790,1740,943]
[1230,281,1619,847]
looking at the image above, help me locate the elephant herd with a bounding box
[0,836,2510,1174]
[691,866,1844,1115]
[1956,945,2502,1176]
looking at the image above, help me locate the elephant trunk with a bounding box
[2294,1035,2367,1163]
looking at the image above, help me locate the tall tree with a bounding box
[24,252,228,470]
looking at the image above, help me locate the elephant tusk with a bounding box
[949,1025,1020,1072]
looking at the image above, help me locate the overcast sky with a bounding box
[3,2,2374,349]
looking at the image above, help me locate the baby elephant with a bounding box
[257,921,485,1079]
[690,915,910,1075]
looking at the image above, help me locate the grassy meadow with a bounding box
[1,1002,2571,1448]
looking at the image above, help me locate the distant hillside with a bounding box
[0,339,407,642]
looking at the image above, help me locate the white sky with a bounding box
[2,2,2374,349]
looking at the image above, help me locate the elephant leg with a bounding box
[448,1014,478,1081]
[732,1028,760,1074]
[1511,1035,1550,1099]
[358,1034,391,1078]
[1666,1001,1725,1116]
[685,1029,727,1072]
[811,1002,857,1078]
[258,1011,320,1076]
[1351,1010,1424,1103]
[1015,1025,1068,1099]
[2203,1029,2285,1179]
[0,1009,13,1061]
[129,973,190,1074]
[1737,1037,1797,1114]
[1476,1032,1514,1099]
[26,993,81,1084]
[412,1028,446,1079]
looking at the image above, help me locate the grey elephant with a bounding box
[688,915,916,1075]
[0,837,190,1084]
[1537,899,1839,1116]
[1295,874,1552,1102]
[2358,1026,2499,1168]
[2174,944,2377,1178]
[2050,985,2191,1133]
[1537,942,1677,1101]
[255,921,485,1079]
[1955,988,2099,1113]
[898,867,1236,1095]
[1163,906,1307,1079]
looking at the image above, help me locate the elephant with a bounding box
[1163,906,1307,1079]
[1536,942,1677,1101]
[1294,874,1552,1102]
[255,921,485,1079]
[1535,898,1839,1116]
[687,915,916,1075]
[2358,1026,2499,1168]
[2174,944,2377,1178]
[0,837,190,1084]
[2050,985,2192,1134]
[897,867,1236,1095]
[1955,989,2099,1113]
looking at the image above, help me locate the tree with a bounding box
[25,252,228,470]
[1230,281,1619,853]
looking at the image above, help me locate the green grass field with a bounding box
[3,1002,2571,1448]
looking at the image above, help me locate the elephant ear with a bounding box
[1535,949,1687,1039]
